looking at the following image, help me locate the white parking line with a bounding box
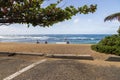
[3,59,47,80]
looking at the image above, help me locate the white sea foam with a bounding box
[0,35,51,40]
[0,34,108,44]
[67,37,95,40]
[32,36,50,40]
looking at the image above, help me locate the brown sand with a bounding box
[0,42,113,60]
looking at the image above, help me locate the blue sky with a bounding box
[0,0,120,35]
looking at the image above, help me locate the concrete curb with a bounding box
[0,52,44,56]
[15,52,44,56]
[45,54,94,60]
[106,55,120,62]
[0,52,14,56]
[0,52,94,60]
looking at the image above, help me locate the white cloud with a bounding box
[55,22,62,26]
[73,18,80,23]
[112,20,119,24]
[87,19,93,22]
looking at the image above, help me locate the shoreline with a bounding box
[0,34,107,44]
[0,41,96,44]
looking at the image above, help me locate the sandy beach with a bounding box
[0,42,113,60]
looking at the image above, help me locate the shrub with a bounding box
[91,35,120,55]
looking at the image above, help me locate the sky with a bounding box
[0,0,120,35]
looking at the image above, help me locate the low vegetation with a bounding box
[91,34,120,56]
[101,11,120,55]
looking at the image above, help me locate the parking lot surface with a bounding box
[0,57,32,80]
[13,59,120,80]
[1,55,120,80]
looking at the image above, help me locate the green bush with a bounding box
[91,35,120,56]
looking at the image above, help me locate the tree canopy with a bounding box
[0,0,97,27]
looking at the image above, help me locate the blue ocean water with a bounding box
[0,34,111,44]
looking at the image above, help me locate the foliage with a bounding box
[104,12,120,22]
[0,0,97,27]
[91,35,120,55]
[103,9,120,55]
[117,26,120,35]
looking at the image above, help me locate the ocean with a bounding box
[0,34,111,44]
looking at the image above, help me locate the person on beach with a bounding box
[67,41,70,44]
[36,40,39,44]
[45,41,48,44]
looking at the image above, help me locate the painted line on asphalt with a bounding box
[3,59,47,80]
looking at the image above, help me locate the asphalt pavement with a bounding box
[1,55,120,80]
[12,59,120,80]
[0,56,32,80]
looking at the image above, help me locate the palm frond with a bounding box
[104,12,120,22]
